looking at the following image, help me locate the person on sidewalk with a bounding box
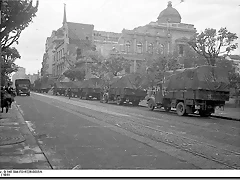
[67,88,72,99]
[5,83,15,109]
[1,86,10,113]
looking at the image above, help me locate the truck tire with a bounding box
[102,94,108,103]
[116,96,123,105]
[176,102,186,116]
[148,101,155,111]
[199,110,211,117]
[164,106,171,112]
[132,100,140,106]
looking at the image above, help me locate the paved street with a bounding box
[14,92,240,169]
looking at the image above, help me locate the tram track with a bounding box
[32,93,240,169]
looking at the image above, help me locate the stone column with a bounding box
[145,38,148,54]
[134,60,137,73]
[133,33,137,53]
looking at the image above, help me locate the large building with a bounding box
[41,1,196,80]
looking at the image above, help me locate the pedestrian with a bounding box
[68,88,72,99]
[5,83,14,109]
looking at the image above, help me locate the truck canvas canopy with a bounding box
[110,74,143,89]
[164,65,230,92]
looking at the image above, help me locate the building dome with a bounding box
[157,1,181,23]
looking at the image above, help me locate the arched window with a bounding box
[178,44,184,55]
[125,41,131,53]
[148,43,153,54]
[137,42,143,54]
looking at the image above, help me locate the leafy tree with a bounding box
[86,51,131,79]
[105,54,131,76]
[0,0,39,85]
[189,27,238,66]
[63,67,86,81]
[1,47,20,85]
[178,45,207,68]
[142,53,181,87]
[216,57,240,89]
[0,0,39,50]
[83,50,105,78]
[33,78,42,89]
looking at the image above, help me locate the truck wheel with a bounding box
[102,94,108,103]
[199,110,211,117]
[164,106,171,112]
[116,96,123,105]
[176,102,186,116]
[148,101,155,111]
[132,100,140,106]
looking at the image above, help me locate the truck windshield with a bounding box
[19,84,29,88]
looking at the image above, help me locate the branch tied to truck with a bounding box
[147,65,230,117]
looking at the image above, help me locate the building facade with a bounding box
[225,55,240,74]
[42,1,196,81]
[115,1,196,73]
[25,73,39,84]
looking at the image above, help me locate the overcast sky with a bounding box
[13,0,240,75]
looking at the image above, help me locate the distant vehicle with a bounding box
[15,79,31,96]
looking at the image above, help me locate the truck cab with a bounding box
[15,79,31,96]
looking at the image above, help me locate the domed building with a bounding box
[115,1,197,73]
[157,1,182,24]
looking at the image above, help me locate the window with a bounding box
[148,43,153,54]
[179,45,184,55]
[137,42,143,54]
[125,41,130,53]
[158,44,164,55]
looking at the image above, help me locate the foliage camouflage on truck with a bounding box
[164,65,230,92]
[110,73,144,89]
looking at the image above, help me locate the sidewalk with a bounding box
[0,103,51,169]
[139,100,240,121]
[213,107,240,121]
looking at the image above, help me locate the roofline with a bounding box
[67,22,94,27]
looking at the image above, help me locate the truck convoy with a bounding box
[147,65,230,117]
[35,64,230,117]
[15,79,31,96]
[101,74,147,106]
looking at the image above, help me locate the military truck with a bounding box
[101,74,147,106]
[147,65,230,117]
[15,79,31,96]
[53,81,80,97]
[79,78,104,100]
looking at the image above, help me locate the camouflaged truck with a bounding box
[101,74,147,106]
[147,65,230,117]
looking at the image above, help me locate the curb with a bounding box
[139,103,240,121]
[13,103,53,169]
[210,115,240,121]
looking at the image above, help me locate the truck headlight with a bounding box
[195,105,200,109]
